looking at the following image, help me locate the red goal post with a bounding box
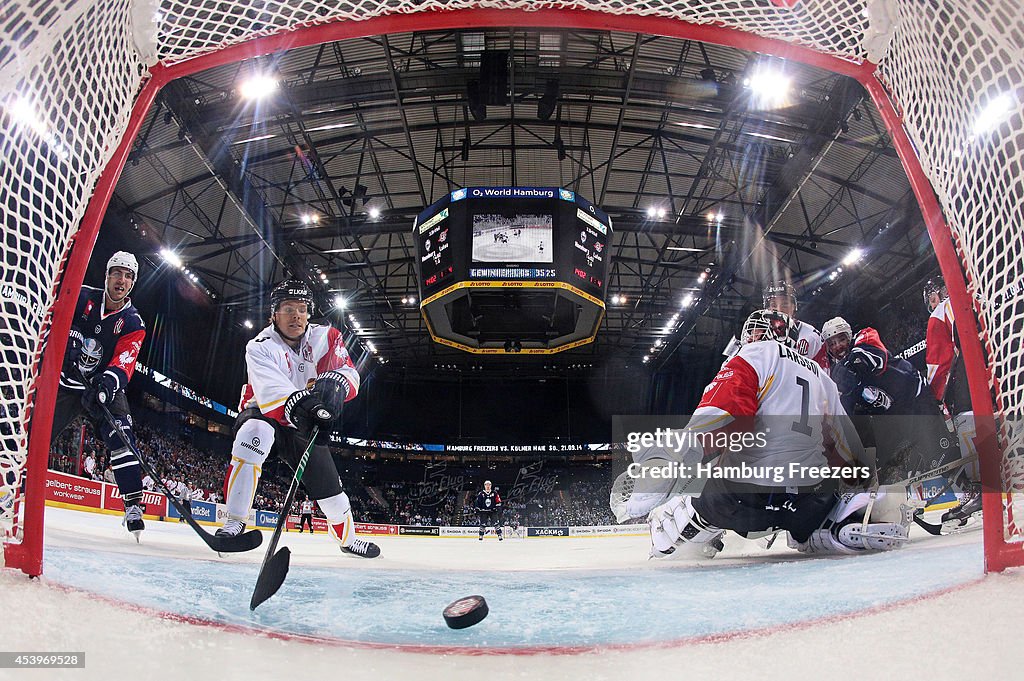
[2,1,1021,575]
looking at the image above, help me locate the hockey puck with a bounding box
[443,595,489,629]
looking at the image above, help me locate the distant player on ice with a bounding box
[474,480,503,541]
[217,279,379,558]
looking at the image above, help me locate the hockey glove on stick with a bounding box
[313,369,351,414]
[284,390,337,442]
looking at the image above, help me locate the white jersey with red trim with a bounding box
[694,340,854,485]
[238,322,360,427]
[794,320,828,370]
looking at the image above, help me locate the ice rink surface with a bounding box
[2,506,1023,680]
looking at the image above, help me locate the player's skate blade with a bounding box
[341,539,380,558]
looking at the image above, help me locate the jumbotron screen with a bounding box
[415,187,611,297]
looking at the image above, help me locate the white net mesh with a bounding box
[2,0,1022,564]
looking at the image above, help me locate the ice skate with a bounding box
[341,538,381,558]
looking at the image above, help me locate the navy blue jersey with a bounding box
[59,285,146,391]
[474,490,502,513]
[830,327,925,414]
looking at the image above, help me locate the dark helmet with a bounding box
[923,276,948,312]
[763,280,798,311]
[270,279,315,315]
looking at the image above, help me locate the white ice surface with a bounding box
[1,506,1022,681]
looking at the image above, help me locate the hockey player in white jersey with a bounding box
[638,309,910,558]
[217,279,379,558]
[762,281,828,369]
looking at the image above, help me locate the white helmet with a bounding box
[821,317,852,342]
[484,480,492,487]
[106,251,139,279]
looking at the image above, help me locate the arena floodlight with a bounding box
[744,67,791,109]
[842,248,864,266]
[239,74,279,100]
[160,248,183,268]
[243,320,254,329]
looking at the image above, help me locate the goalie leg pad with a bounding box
[321,492,354,546]
[224,418,274,520]
[649,495,722,557]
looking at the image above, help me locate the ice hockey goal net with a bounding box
[2,1,1022,575]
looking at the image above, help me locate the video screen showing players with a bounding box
[471,213,553,263]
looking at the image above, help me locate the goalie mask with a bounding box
[741,309,797,347]
[763,280,798,316]
[821,316,853,361]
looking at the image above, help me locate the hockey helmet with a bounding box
[821,317,853,360]
[923,276,947,312]
[821,317,852,342]
[106,251,138,279]
[741,309,797,348]
[484,480,492,488]
[763,280,798,313]
[270,279,315,315]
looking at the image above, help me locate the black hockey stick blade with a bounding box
[250,546,291,611]
[201,522,264,553]
[912,510,944,536]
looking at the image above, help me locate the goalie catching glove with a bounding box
[284,389,338,440]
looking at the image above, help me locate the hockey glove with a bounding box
[65,329,85,369]
[861,386,892,411]
[83,370,121,405]
[284,389,337,440]
[313,369,351,415]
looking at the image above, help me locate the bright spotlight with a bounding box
[161,248,183,268]
[842,248,864,266]
[243,319,253,329]
[744,67,792,109]
[334,295,346,309]
[239,74,279,100]
[368,207,381,219]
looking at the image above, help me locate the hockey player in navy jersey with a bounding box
[822,317,960,483]
[50,251,148,539]
[474,480,503,541]
[217,279,379,558]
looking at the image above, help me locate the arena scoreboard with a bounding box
[415,187,612,354]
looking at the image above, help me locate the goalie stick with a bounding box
[81,370,263,553]
[250,425,318,610]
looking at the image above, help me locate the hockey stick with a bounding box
[250,425,318,611]
[81,371,263,553]
[893,452,978,489]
